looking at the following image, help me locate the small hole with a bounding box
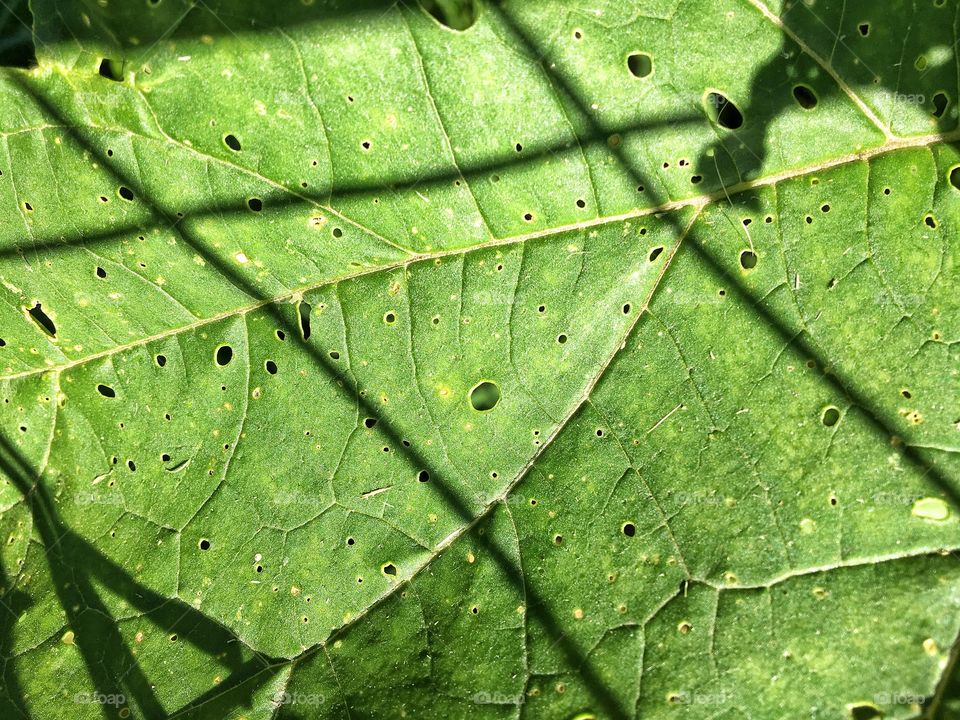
[346,537,355,546]
[901,389,912,399]
[925,214,938,228]
[821,406,841,427]
[118,186,134,201]
[557,334,568,344]
[276,329,286,341]
[691,175,703,184]
[329,350,341,360]
[247,198,263,212]
[96,384,116,398]
[627,52,653,78]
[858,22,870,36]
[361,140,371,150]
[883,188,891,195]
[933,92,949,119]
[155,354,167,367]
[384,311,397,324]
[469,381,501,412]
[381,563,397,577]
[127,459,136,472]
[622,522,636,537]
[224,134,241,151]
[161,453,170,462]
[333,227,343,238]
[98,57,122,81]
[199,538,211,550]
[27,303,56,338]
[622,303,631,314]
[418,470,430,483]
[215,345,233,366]
[792,85,818,109]
[649,246,664,262]
[704,92,744,130]
[739,250,758,270]
[265,360,278,375]
[515,143,523,153]
[364,417,378,429]
[298,301,312,340]
[523,212,533,222]
[96,266,107,278]
[576,199,586,209]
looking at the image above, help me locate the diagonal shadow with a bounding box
[0,431,282,719]
[0,109,705,262]
[0,1,958,718]
[485,2,960,512]
[6,66,643,719]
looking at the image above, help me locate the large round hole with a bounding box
[740,250,758,270]
[215,345,233,366]
[627,52,653,78]
[469,381,501,412]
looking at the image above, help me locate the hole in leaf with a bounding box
[417,0,477,30]
[627,52,653,78]
[384,311,397,324]
[469,381,501,412]
[418,470,430,483]
[704,92,744,129]
[949,166,960,190]
[649,246,664,262]
[96,384,116,398]
[933,92,949,119]
[822,406,841,427]
[199,538,211,551]
[381,563,397,577]
[155,354,167,367]
[98,57,123,81]
[248,198,263,212]
[298,300,312,339]
[364,417,378,429]
[740,250,758,270]
[849,704,882,720]
[27,303,56,337]
[858,22,870,36]
[557,334,568,344]
[118,186,134,201]
[224,134,241,151]
[96,266,107,278]
[215,345,233,366]
[622,522,636,537]
[792,84,818,109]
[265,360,278,375]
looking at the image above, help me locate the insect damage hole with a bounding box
[96,384,116,398]
[704,91,744,129]
[298,300,312,339]
[247,198,263,212]
[739,250,758,270]
[27,303,56,338]
[821,406,841,427]
[215,345,233,366]
[198,538,211,551]
[223,134,242,151]
[381,563,398,577]
[627,52,653,78]
[417,0,477,30]
[792,84,818,109]
[469,381,501,412]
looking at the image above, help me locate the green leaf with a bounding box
[1,1,959,718]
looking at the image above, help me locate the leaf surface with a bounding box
[1,1,959,718]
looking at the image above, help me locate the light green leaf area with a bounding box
[0,0,959,718]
